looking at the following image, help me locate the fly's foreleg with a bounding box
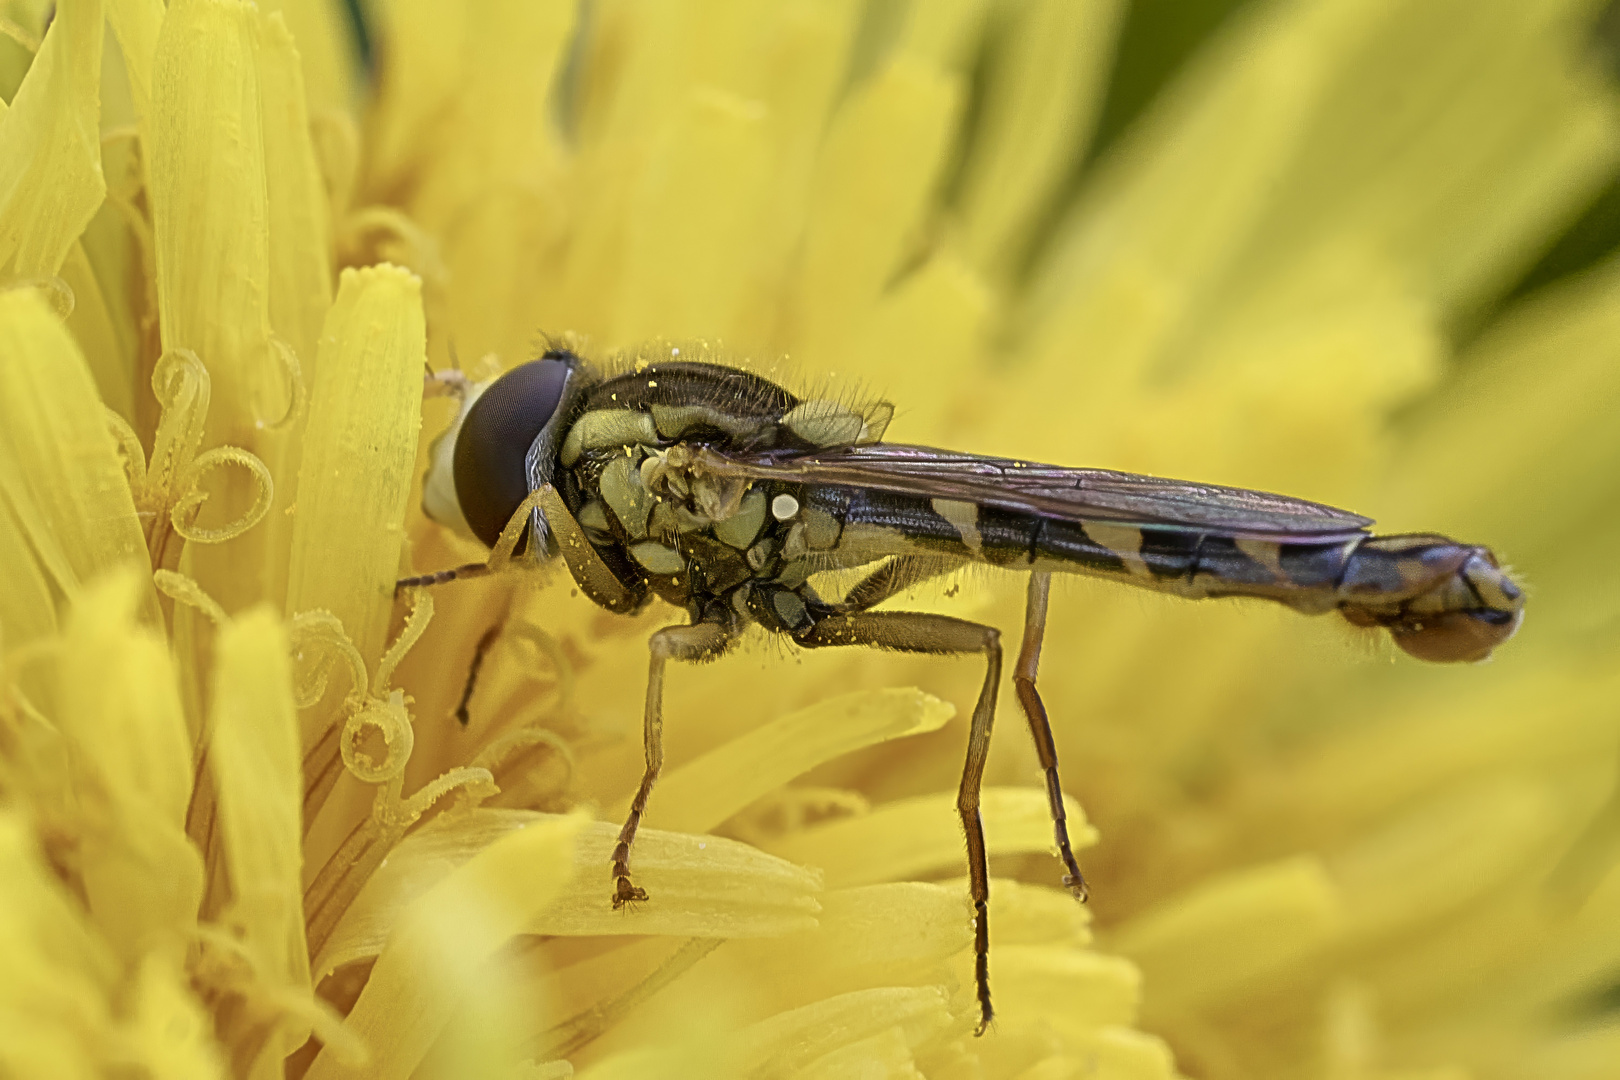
[795,610,1001,1036]
[1015,572,1088,901]
[395,561,493,593]
[611,621,733,908]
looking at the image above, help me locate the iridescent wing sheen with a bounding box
[691,443,1373,540]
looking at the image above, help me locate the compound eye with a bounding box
[453,357,572,547]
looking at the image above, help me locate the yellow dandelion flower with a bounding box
[2,1,1618,1078]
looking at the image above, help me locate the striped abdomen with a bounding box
[811,486,1524,663]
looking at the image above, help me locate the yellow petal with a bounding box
[147,0,287,635]
[56,570,203,962]
[0,490,56,647]
[628,687,954,835]
[612,88,775,345]
[106,0,164,130]
[572,1041,736,1080]
[796,1025,921,1080]
[124,953,227,1080]
[1018,0,1328,401]
[721,882,969,1017]
[408,0,575,231]
[251,6,336,605]
[59,571,192,826]
[58,238,137,421]
[256,9,333,369]
[841,253,993,444]
[0,812,119,1067]
[0,0,104,279]
[960,877,1091,948]
[1244,2,1619,313]
[210,606,309,999]
[791,54,963,362]
[284,264,425,672]
[1388,255,1620,564]
[1040,1026,1180,1080]
[954,0,1124,281]
[989,945,1141,1035]
[149,0,274,443]
[303,811,587,1080]
[1329,778,1561,944]
[259,0,359,116]
[428,0,577,362]
[1110,856,1341,1011]
[0,287,154,626]
[764,787,1094,889]
[318,811,820,978]
[362,0,469,196]
[735,986,960,1075]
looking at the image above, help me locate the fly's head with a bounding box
[421,348,597,555]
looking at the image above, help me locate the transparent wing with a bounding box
[692,443,1372,539]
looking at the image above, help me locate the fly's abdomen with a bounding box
[1177,530,1523,661]
[1334,534,1524,662]
[825,488,1523,663]
[830,487,1353,599]
[826,488,1146,577]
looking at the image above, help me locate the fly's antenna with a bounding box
[424,339,473,400]
[424,363,471,400]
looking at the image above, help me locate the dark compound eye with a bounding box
[453,356,573,547]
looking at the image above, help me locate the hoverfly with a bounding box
[401,345,1524,1034]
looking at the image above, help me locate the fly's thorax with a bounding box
[559,362,894,467]
[552,360,893,612]
[569,433,842,604]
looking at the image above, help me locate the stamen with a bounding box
[153,569,228,625]
[260,336,307,430]
[171,445,274,543]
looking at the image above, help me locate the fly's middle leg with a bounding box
[611,620,732,908]
[794,610,1002,1036]
[1015,572,1088,901]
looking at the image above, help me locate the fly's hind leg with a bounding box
[611,620,734,908]
[794,610,1001,1035]
[1016,572,1088,900]
[839,555,959,611]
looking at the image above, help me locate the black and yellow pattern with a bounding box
[414,343,1526,1031]
[425,348,1524,664]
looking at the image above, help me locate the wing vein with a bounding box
[691,444,1372,540]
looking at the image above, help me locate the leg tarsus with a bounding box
[610,849,648,907]
[394,560,492,595]
[610,621,732,909]
[455,621,503,727]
